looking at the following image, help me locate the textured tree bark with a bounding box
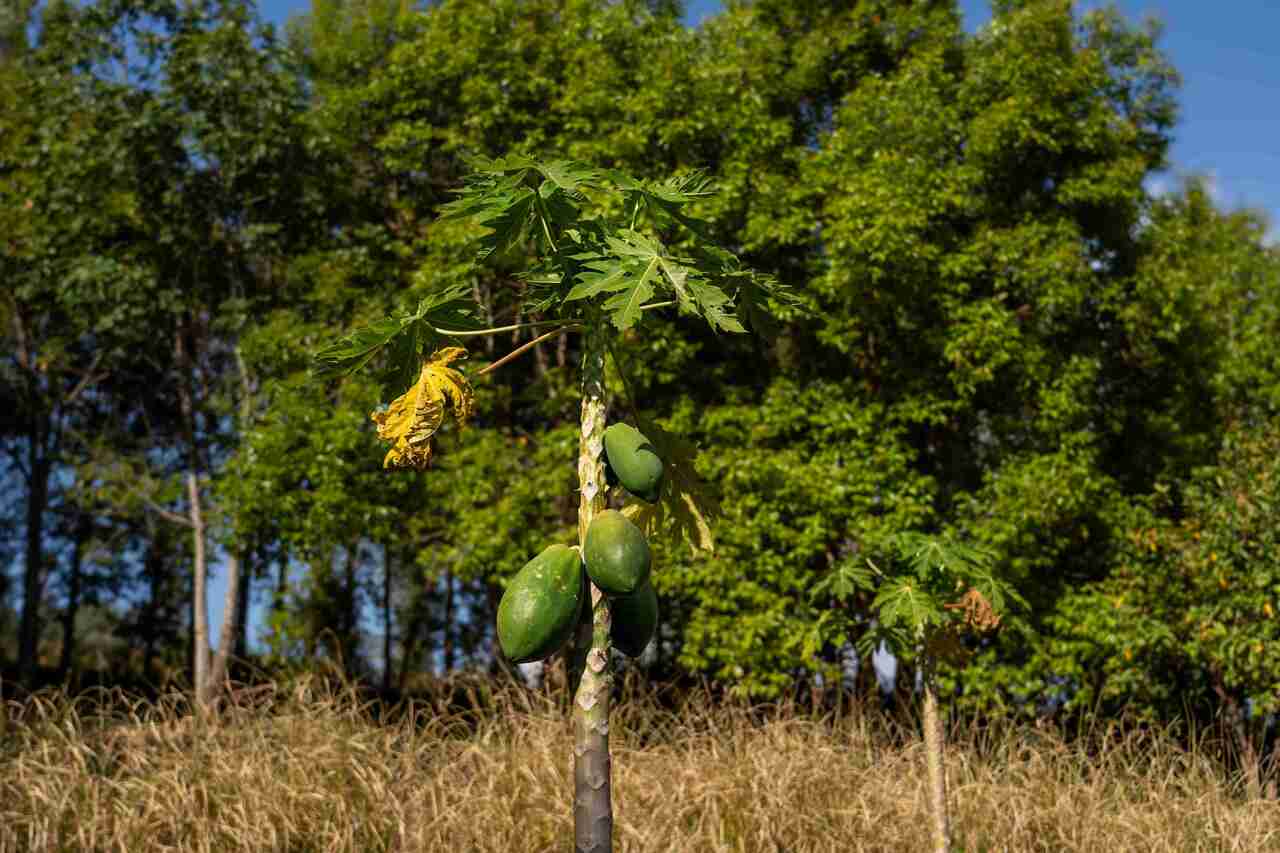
[570,321,612,853]
[922,656,951,853]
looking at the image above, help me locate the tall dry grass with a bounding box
[1,668,1276,853]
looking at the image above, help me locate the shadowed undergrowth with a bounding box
[1,670,1276,853]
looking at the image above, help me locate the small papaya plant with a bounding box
[809,531,1026,853]
[313,155,793,852]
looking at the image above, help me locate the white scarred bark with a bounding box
[570,320,612,853]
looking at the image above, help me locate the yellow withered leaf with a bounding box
[371,347,475,470]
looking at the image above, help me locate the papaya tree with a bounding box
[809,531,1025,853]
[313,155,790,852]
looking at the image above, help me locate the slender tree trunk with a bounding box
[224,344,255,680]
[205,550,243,703]
[175,324,211,708]
[233,555,251,662]
[17,435,50,687]
[921,655,951,853]
[187,471,210,706]
[570,320,612,853]
[58,515,89,684]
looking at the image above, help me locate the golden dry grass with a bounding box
[1,670,1276,853]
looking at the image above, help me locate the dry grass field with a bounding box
[1,670,1276,853]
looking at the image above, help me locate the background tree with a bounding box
[0,0,160,686]
[2,0,1279,803]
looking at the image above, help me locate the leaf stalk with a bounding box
[477,325,584,376]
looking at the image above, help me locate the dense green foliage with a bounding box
[3,0,1279,787]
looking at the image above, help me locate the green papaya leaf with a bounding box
[313,315,414,381]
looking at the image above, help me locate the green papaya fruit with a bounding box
[497,544,584,664]
[612,581,658,657]
[584,509,651,596]
[603,422,663,502]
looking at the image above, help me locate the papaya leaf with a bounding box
[734,272,807,341]
[686,276,745,334]
[454,152,537,177]
[517,262,569,313]
[472,188,536,260]
[607,229,663,258]
[418,282,484,333]
[380,317,425,400]
[435,166,530,220]
[538,183,583,231]
[313,282,485,387]
[644,169,715,203]
[602,258,658,330]
[873,578,946,640]
[622,419,719,554]
[534,159,603,193]
[604,169,643,191]
[313,314,417,381]
[809,558,875,603]
[892,531,998,583]
[371,347,475,470]
[566,257,635,302]
[642,180,714,238]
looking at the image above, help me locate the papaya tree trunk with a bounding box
[921,654,951,853]
[570,320,612,853]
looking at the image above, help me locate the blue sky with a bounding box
[214,0,1280,660]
